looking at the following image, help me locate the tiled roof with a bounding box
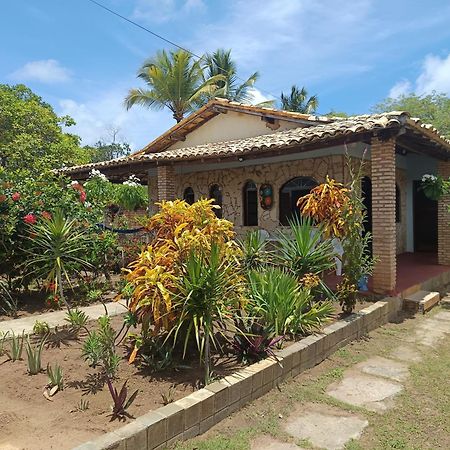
[60,111,450,175]
[132,98,333,156]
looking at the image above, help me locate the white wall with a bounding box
[169,111,304,150]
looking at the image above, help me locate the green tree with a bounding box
[280,85,319,114]
[202,49,259,103]
[372,91,450,138]
[125,49,224,123]
[85,128,131,163]
[0,84,89,174]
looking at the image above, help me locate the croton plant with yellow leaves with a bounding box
[296,176,351,238]
[123,198,243,362]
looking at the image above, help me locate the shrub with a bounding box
[24,209,92,310]
[171,244,244,384]
[247,268,333,336]
[124,199,239,347]
[238,230,272,271]
[277,216,336,280]
[33,320,50,336]
[82,315,120,377]
[65,308,89,332]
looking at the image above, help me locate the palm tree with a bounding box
[280,85,319,114]
[125,49,223,123]
[202,49,259,104]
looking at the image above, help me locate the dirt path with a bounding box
[176,307,450,450]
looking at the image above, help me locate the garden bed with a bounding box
[0,295,377,450]
[0,313,246,450]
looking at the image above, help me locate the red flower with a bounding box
[41,211,52,220]
[24,213,37,224]
[11,192,20,201]
[0,195,6,202]
[79,190,87,203]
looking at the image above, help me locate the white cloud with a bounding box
[416,53,450,95]
[388,53,450,98]
[389,79,412,98]
[58,86,173,151]
[247,87,275,105]
[10,59,71,83]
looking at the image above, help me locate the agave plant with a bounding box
[247,268,333,336]
[0,278,18,317]
[24,209,92,310]
[107,378,138,421]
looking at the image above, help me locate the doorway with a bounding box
[413,180,437,252]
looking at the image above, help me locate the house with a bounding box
[62,98,450,294]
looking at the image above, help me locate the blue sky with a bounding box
[2,0,450,150]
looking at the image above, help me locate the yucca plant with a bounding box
[238,230,272,271]
[277,216,336,278]
[26,335,46,374]
[8,330,25,361]
[247,268,333,336]
[171,243,244,385]
[24,209,92,310]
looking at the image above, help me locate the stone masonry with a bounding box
[371,136,397,293]
[437,160,450,265]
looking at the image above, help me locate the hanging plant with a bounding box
[259,184,273,210]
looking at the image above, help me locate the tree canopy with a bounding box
[124,49,223,123]
[202,49,259,103]
[280,85,319,114]
[0,84,90,175]
[372,91,450,138]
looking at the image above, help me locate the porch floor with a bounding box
[327,252,450,296]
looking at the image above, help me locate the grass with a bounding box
[175,308,449,450]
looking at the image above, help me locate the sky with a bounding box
[2,0,450,151]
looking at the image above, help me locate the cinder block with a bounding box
[222,374,242,404]
[199,415,214,434]
[174,395,202,430]
[114,417,148,450]
[146,412,167,450]
[157,403,185,440]
[189,388,214,420]
[239,394,251,408]
[228,400,240,414]
[213,405,230,424]
[183,424,200,440]
[205,379,229,413]
[165,432,183,449]
[90,431,125,450]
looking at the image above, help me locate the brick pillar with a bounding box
[371,136,397,293]
[157,165,175,201]
[438,160,450,265]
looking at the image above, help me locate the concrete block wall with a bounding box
[73,298,400,450]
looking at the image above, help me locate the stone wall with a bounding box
[146,154,407,253]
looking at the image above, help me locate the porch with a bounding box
[327,251,450,297]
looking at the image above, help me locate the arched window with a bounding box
[396,184,401,223]
[209,184,222,218]
[279,177,317,225]
[243,181,258,226]
[183,187,195,205]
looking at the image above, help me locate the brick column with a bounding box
[371,136,397,293]
[157,165,175,201]
[437,160,450,265]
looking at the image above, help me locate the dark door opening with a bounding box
[361,176,372,235]
[413,180,437,252]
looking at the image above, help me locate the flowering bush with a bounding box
[421,174,447,201]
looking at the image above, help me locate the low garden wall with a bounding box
[74,298,401,450]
